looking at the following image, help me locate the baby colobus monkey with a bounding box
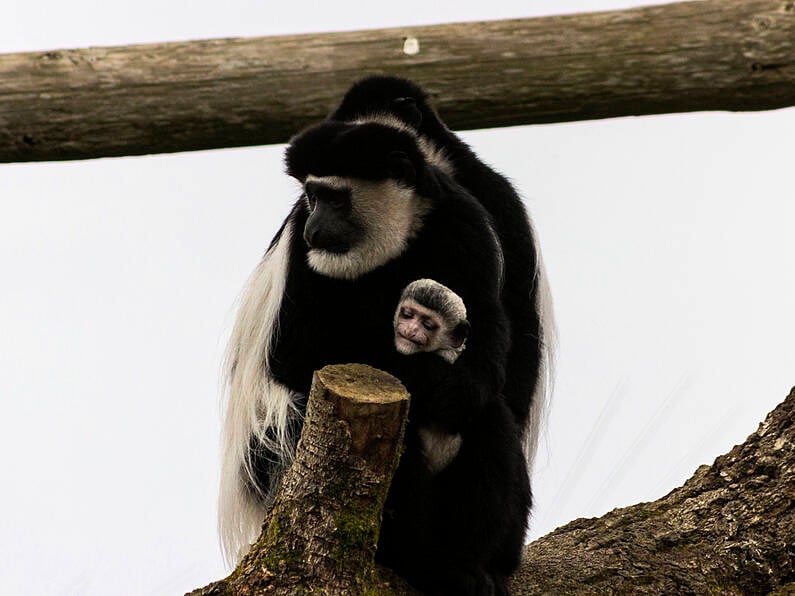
[394,278,470,363]
[394,279,470,474]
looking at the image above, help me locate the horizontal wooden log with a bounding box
[1,0,794,162]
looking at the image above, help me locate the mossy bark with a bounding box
[190,363,416,595]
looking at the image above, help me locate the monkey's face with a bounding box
[285,121,433,280]
[394,299,445,355]
[301,175,430,280]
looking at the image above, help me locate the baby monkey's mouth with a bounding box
[397,333,424,347]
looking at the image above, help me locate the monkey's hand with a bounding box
[391,351,497,434]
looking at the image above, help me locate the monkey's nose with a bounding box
[303,226,319,248]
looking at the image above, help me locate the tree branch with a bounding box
[2,0,794,163]
[510,386,795,594]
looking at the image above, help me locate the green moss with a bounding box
[264,513,282,546]
[335,509,379,553]
[254,510,302,571]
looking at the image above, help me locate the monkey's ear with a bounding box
[386,150,417,186]
[450,320,470,349]
[392,97,423,129]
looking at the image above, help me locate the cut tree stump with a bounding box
[190,363,416,595]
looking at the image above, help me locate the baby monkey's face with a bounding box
[393,299,445,355]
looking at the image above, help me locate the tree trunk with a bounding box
[190,363,417,595]
[509,386,795,594]
[2,0,794,163]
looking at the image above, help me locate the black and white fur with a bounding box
[220,119,529,594]
[330,76,556,478]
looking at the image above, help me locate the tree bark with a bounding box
[190,363,416,595]
[1,0,794,163]
[509,386,795,594]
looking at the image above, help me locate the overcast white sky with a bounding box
[2,1,794,594]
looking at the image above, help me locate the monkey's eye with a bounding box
[304,190,317,209]
[326,195,346,209]
[322,188,350,210]
[422,321,438,331]
[399,308,414,319]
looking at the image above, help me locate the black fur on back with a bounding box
[331,76,545,430]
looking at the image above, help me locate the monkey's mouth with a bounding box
[308,240,351,254]
[395,336,420,355]
[396,333,425,348]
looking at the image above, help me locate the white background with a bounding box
[2,1,793,593]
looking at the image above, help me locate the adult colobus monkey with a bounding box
[220,118,526,592]
[221,76,554,590]
[330,76,556,476]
